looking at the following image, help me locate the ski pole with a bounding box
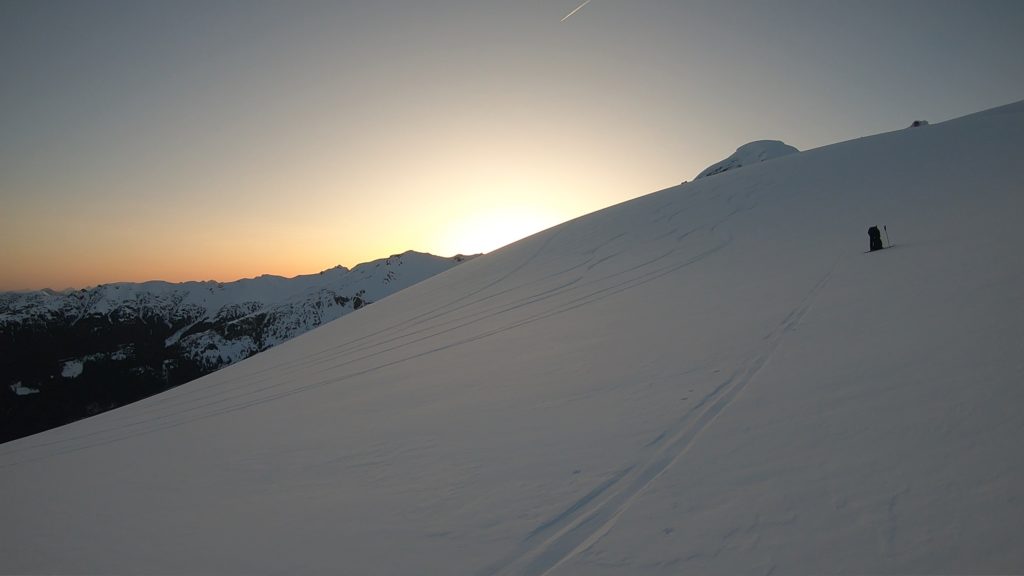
[884,225,891,248]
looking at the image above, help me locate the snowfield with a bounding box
[2,100,1023,574]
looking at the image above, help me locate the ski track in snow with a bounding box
[481,263,835,576]
[0,186,753,467]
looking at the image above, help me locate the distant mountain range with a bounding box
[0,251,474,442]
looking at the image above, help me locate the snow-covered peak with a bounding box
[695,139,799,179]
[0,251,469,325]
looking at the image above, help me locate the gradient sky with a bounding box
[2,0,1023,291]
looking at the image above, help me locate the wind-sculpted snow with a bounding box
[2,101,1024,574]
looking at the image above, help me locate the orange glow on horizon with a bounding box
[0,190,586,291]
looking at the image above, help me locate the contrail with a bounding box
[560,0,591,22]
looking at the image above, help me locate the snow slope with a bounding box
[695,139,799,179]
[2,101,1024,575]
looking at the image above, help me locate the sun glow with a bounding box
[439,204,562,257]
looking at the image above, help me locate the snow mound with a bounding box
[695,139,799,179]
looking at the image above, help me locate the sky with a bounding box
[1,0,1022,291]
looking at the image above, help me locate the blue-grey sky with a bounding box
[2,0,1023,290]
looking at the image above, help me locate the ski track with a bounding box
[482,262,835,576]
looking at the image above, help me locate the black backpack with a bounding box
[868,226,883,251]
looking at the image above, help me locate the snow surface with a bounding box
[2,101,1024,575]
[60,360,83,379]
[695,139,799,179]
[8,382,39,396]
